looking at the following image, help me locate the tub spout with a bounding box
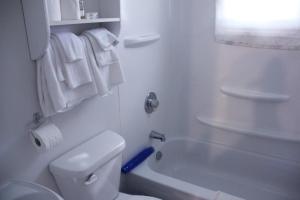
[149,131,166,142]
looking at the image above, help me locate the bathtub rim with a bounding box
[130,153,217,200]
[130,136,300,200]
[151,136,300,166]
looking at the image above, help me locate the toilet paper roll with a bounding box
[46,0,62,22]
[31,122,63,152]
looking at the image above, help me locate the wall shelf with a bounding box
[197,116,300,143]
[124,33,161,47]
[50,18,121,26]
[220,86,290,103]
[21,0,121,60]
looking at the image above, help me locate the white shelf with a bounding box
[21,0,121,60]
[124,33,161,47]
[220,86,290,103]
[50,18,121,26]
[197,116,300,143]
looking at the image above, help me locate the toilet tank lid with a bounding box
[49,130,126,178]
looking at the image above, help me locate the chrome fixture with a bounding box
[149,131,166,142]
[156,151,163,161]
[27,112,46,131]
[145,92,159,114]
[33,112,43,125]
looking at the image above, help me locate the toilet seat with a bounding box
[116,192,161,200]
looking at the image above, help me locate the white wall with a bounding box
[175,0,300,162]
[0,0,121,192]
[118,0,186,161]
[0,0,184,193]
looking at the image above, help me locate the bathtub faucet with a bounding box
[149,131,166,142]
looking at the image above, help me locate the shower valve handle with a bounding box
[145,92,159,114]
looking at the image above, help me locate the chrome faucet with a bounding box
[149,131,166,142]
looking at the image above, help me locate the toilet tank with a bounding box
[49,130,126,200]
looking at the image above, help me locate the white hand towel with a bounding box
[46,0,62,22]
[81,36,109,96]
[60,0,81,20]
[50,41,98,109]
[83,29,125,91]
[83,28,120,67]
[52,33,93,89]
[84,28,119,50]
[37,55,54,117]
[37,44,98,117]
[37,46,66,117]
[52,32,83,62]
[93,48,119,67]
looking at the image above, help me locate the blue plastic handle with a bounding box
[121,146,155,174]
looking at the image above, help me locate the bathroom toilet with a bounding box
[49,130,160,200]
[0,180,64,200]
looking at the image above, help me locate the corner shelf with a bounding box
[220,86,290,103]
[197,116,300,143]
[124,33,161,47]
[50,18,121,26]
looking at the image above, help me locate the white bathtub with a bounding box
[125,138,300,200]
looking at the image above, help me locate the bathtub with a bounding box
[125,138,300,200]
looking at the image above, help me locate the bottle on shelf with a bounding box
[79,0,85,19]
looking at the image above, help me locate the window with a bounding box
[215,0,300,50]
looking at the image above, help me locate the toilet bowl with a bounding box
[116,193,160,200]
[0,180,63,200]
[49,130,161,200]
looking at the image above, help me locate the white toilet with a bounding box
[49,130,160,200]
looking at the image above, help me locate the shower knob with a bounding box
[145,92,159,114]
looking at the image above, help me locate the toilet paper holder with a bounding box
[30,112,46,129]
[28,112,63,151]
[28,112,48,137]
[28,112,47,147]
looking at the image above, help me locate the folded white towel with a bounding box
[83,28,119,67]
[83,29,125,91]
[81,36,109,96]
[213,191,245,200]
[84,28,119,50]
[37,44,98,117]
[52,33,93,89]
[60,0,81,20]
[94,48,119,67]
[37,51,56,117]
[37,46,66,117]
[46,0,62,22]
[52,33,83,62]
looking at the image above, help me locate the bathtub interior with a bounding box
[147,139,300,200]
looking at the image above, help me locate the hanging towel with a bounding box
[81,35,109,96]
[84,28,119,50]
[83,29,125,91]
[37,45,66,117]
[83,28,119,67]
[37,43,98,117]
[52,33,93,89]
[37,53,56,117]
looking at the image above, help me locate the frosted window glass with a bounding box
[215,0,300,50]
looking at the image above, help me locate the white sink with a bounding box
[0,180,63,200]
